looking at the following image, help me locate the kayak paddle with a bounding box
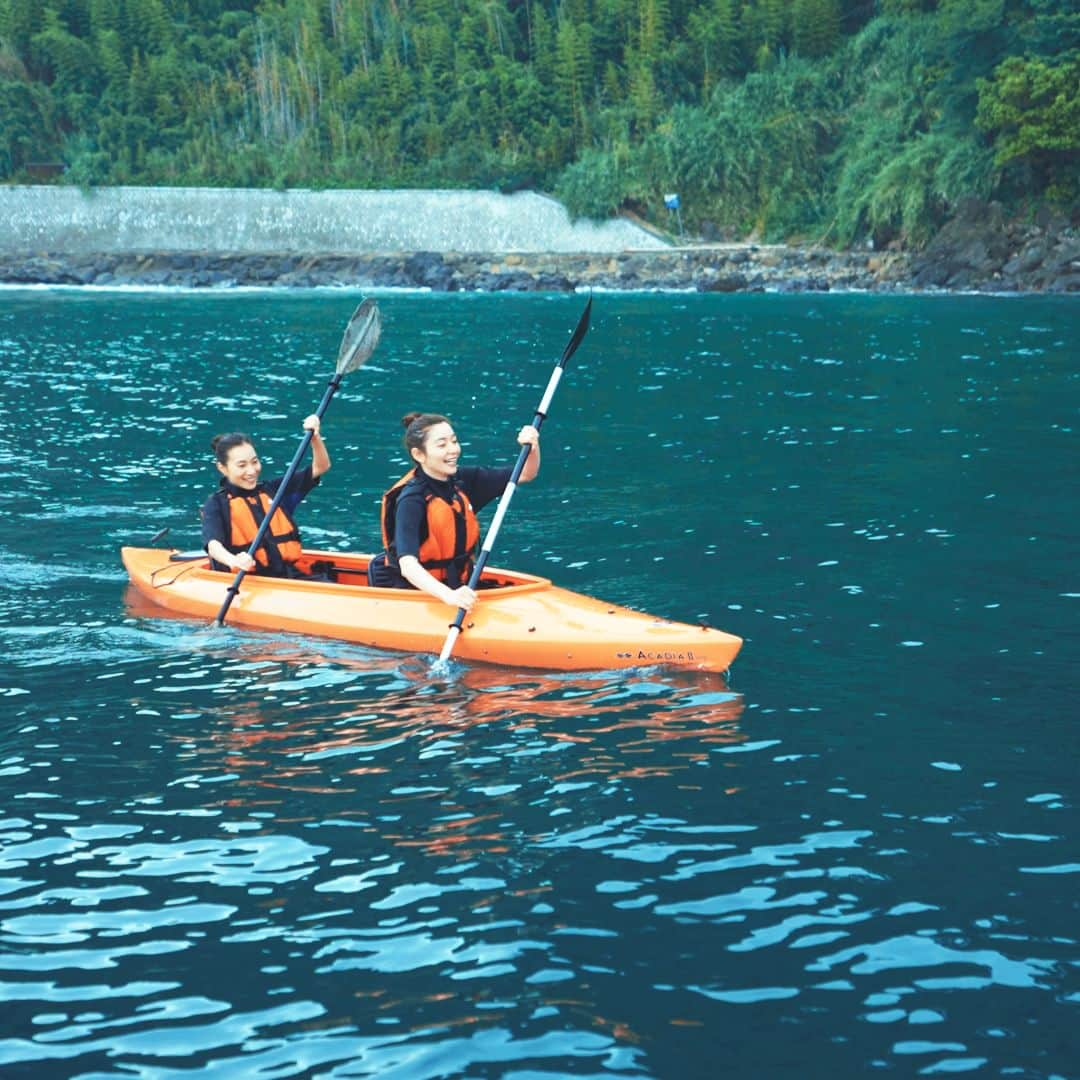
[212,298,382,627]
[438,295,592,664]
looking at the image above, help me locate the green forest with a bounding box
[1,0,1077,247]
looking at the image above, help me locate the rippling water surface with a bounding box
[0,289,1076,1077]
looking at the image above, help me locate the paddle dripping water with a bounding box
[0,289,1076,1077]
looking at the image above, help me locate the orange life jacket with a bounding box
[381,469,480,586]
[226,490,302,568]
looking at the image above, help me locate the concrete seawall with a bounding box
[0,186,667,255]
[2,188,1075,292]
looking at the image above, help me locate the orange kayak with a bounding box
[121,546,742,673]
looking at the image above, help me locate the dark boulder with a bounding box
[910,198,1013,288]
[699,273,747,293]
[534,272,574,292]
[404,252,455,291]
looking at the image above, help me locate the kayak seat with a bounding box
[366,551,398,588]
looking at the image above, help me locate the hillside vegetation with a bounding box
[1,0,1076,247]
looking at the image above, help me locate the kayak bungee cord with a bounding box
[149,562,200,588]
[437,295,592,665]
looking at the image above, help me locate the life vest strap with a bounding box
[225,489,302,568]
[380,470,477,588]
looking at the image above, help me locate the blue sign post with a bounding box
[664,193,684,241]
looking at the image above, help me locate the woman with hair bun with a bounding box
[200,414,330,577]
[369,412,540,610]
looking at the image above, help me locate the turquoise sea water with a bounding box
[0,289,1076,1077]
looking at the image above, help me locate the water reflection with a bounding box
[2,616,743,1076]
[121,584,745,773]
[3,291,1076,1078]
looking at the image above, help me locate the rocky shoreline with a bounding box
[2,202,1076,293]
[0,245,892,292]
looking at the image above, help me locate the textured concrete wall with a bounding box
[0,186,667,254]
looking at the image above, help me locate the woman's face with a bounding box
[217,442,261,490]
[412,421,460,481]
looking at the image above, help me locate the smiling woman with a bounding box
[368,412,540,610]
[201,414,330,577]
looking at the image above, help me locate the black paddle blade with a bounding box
[336,298,382,375]
[559,294,592,368]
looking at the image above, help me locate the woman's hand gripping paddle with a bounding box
[437,295,592,665]
[212,299,382,627]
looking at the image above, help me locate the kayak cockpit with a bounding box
[162,548,551,595]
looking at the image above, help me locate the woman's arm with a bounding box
[207,538,256,573]
[398,555,477,611]
[517,424,540,482]
[304,414,331,478]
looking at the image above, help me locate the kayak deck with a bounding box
[120,547,742,673]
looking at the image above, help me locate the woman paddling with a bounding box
[201,415,330,577]
[369,412,540,610]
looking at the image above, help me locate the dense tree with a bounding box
[792,0,841,59]
[30,8,101,97]
[976,50,1080,199]
[0,77,48,174]
[0,0,1074,243]
[0,0,45,60]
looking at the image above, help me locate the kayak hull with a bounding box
[120,547,742,673]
